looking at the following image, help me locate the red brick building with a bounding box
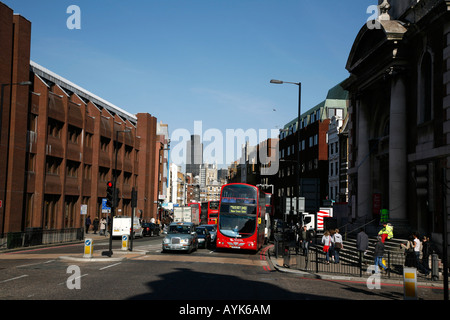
[0,3,167,236]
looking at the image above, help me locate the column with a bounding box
[357,99,371,220]
[389,70,407,221]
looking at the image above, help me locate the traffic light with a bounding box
[415,164,428,197]
[114,187,120,208]
[106,181,114,208]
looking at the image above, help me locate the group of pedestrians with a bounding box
[84,216,109,236]
[293,220,436,278]
[320,229,344,264]
[356,224,434,276]
[400,232,433,276]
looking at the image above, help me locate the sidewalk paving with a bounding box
[267,247,446,288]
[59,232,149,262]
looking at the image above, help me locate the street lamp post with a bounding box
[157,143,170,223]
[0,81,32,237]
[270,79,302,221]
[105,128,131,257]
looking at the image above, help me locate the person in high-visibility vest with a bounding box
[378,223,394,243]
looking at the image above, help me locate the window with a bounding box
[85,132,93,147]
[125,145,133,159]
[99,167,109,182]
[66,160,79,178]
[47,118,63,138]
[68,125,81,144]
[27,153,36,173]
[84,164,92,180]
[46,156,61,175]
[101,137,110,152]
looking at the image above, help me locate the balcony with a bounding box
[66,142,81,162]
[65,176,80,195]
[45,174,62,194]
[99,150,111,168]
[46,136,64,158]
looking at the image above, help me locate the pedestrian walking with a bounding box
[85,215,91,234]
[321,230,334,264]
[357,228,369,265]
[300,226,313,258]
[412,233,429,275]
[373,235,388,274]
[100,217,107,236]
[93,217,99,234]
[421,235,432,275]
[401,236,416,268]
[332,229,343,264]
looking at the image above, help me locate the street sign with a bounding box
[102,198,111,213]
[84,238,93,258]
[122,235,129,250]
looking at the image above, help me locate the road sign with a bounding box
[122,235,129,251]
[80,204,87,215]
[84,238,93,258]
[102,198,111,213]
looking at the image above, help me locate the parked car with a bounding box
[142,222,160,237]
[162,222,198,253]
[199,224,217,245]
[195,226,212,249]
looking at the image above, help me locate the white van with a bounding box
[112,216,143,238]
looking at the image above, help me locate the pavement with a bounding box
[266,246,447,288]
[1,234,448,289]
[58,232,150,262]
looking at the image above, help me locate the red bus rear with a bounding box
[216,183,265,251]
[207,201,219,224]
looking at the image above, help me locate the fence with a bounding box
[1,228,84,250]
[274,237,440,281]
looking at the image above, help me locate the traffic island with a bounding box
[59,249,148,262]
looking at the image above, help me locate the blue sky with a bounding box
[4,0,376,165]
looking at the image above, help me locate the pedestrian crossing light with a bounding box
[106,181,114,208]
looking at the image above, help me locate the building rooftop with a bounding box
[30,60,137,125]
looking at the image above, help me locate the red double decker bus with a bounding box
[216,183,265,252]
[207,201,219,224]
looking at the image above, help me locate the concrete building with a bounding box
[343,0,450,254]
[186,134,203,178]
[0,3,166,236]
[328,114,349,203]
[275,82,348,219]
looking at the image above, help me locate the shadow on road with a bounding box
[128,267,341,300]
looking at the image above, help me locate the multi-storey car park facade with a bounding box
[0,3,167,238]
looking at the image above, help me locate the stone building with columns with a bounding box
[343,0,450,256]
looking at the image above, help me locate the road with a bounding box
[0,235,446,308]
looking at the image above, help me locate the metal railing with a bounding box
[277,243,440,281]
[1,228,84,250]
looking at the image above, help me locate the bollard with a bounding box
[403,267,418,300]
[84,238,93,258]
[283,245,290,268]
[121,234,129,251]
[431,254,439,281]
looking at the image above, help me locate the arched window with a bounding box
[418,52,433,124]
